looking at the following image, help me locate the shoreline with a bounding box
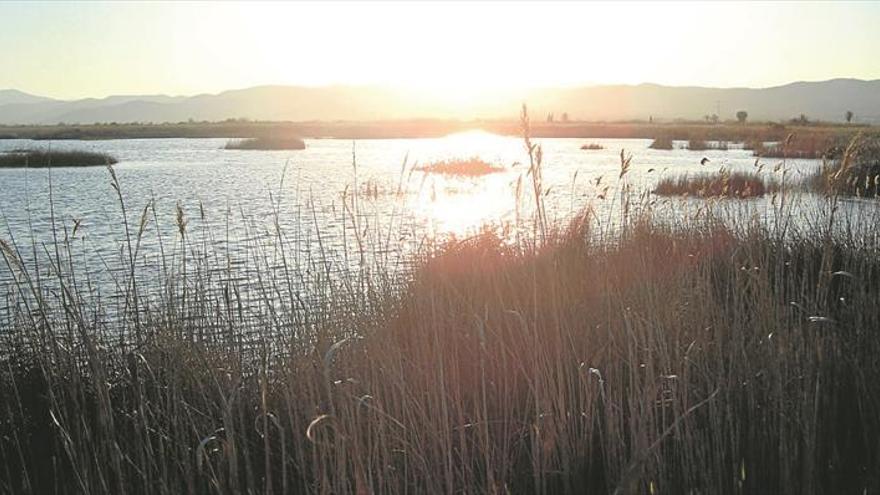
[0,120,872,141]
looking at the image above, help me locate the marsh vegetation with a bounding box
[653,170,779,198]
[1,113,879,494]
[0,148,117,167]
[804,137,880,197]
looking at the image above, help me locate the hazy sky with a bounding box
[2,1,879,100]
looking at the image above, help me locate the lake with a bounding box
[0,131,861,323]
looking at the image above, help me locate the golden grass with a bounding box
[804,136,880,197]
[653,170,779,198]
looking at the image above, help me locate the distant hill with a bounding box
[0,89,55,106]
[1,79,878,125]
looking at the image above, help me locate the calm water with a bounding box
[0,131,852,322]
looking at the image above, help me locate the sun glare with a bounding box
[408,130,524,237]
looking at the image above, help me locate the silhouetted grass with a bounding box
[580,142,604,150]
[224,136,306,150]
[0,149,117,167]
[415,156,505,176]
[654,171,778,197]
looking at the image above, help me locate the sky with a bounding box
[1,1,879,100]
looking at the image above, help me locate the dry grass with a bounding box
[653,170,779,198]
[752,133,839,159]
[804,137,880,197]
[0,148,117,167]
[415,156,505,176]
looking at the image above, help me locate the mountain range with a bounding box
[1,79,878,125]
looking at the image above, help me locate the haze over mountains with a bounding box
[1,79,878,125]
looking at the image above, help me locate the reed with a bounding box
[653,170,779,197]
[804,136,880,197]
[0,148,117,167]
[752,133,839,159]
[1,123,879,495]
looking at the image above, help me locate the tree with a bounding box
[736,110,748,124]
[547,113,554,123]
[710,114,719,124]
[561,112,570,123]
[845,110,854,123]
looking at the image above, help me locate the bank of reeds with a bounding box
[653,170,778,198]
[580,143,604,150]
[752,133,839,159]
[1,116,879,494]
[0,148,117,167]
[224,136,306,150]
